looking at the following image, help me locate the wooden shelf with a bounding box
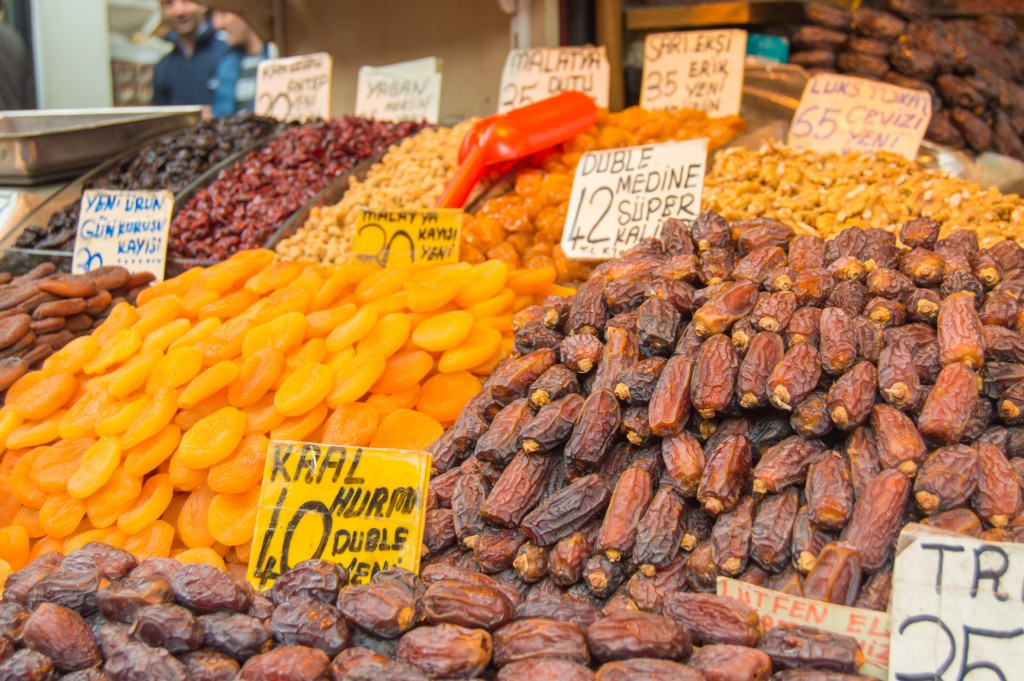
[625,1,806,30]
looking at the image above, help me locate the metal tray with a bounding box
[0,106,203,185]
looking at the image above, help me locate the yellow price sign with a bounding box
[353,208,462,268]
[247,442,431,590]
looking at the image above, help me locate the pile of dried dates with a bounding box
[0,262,149,391]
[168,118,424,262]
[0,542,867,680]
[16,113,281,252]
[790,0,1024,159]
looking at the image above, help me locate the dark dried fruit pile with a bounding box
[16,113,282,252]
[0,542,869,680]
[422,212,1024,636]
[790,0,1024,159]
[0,262,149,388]
[168,117,424,262]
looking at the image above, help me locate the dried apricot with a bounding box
[437,324,502,373]
[141,318,191,354]
[244,261,302,295]
[207,434,268,494]
[371,350,434,394]
[27,536,63,561]
[466,287,516,319]
[83,328,141,375]
[32,438,91,494]
[10,371,77,420]
[196,315,255,365]
[198,288,259,320]
[147,346,204,393]
[275,364,333,417]
[279,339,328,387]
[10,448,47,508]
[67,436,120,499]
[136,267,202,306]
[365,385,422,418]
[121,388,178,449]
[199,249,274,291]
[243,311,306,358]
[38,494,86,539]
[124,424,181,478]
[177,406,247,469]
[326,353,386,407]
[243,395,286,435]
[416,372,482,423]
[356,312,412,359]
[325,304,378,352]
[178,361,240,410]
[0,409,22,455]
[167,317,221,352]
[177,485,216,548]
[95,394,148,437]
[0,525,29,570]
[207,486,260,546]
[412,311,474,352]
[506,265,556,294]
[92,303,139,347]
[247,284,312,325]
[133,295,184,338]
[174,547,226,570]
[58,389,112,440]
[454,260,510,306]
[369,409,443,451]
[306,304,357,338]
[270,401,328,441]
[229,348,285,408]
[173,391,229,431]
[106,349,163,399]
[118,474,173,535]
[123,519,174,560]
[41,336,99,375]
[321,403,379,447]
[355,268,408,303]
[7,410,65,450]
[86,467,142,528]
[13,507,44,538]
[166,450,206,492]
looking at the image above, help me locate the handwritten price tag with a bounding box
[888,524,1024,681]
[560,139,707,260]
[355,57,442,124]
[353,209,462,268]
[640,29,747,115]
[248,442,431,589]
[72,189,172,281]
[255,52,333,122]
[788,73,932,160]
[718,578,890,679]
[498,46,610,113]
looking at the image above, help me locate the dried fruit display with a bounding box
[170,117,424,261]
[0,249,560,575]
[704,143,1024,246]
[790,1,1024,160]
[0,548,868,678]
[0,263,149,385]
[461,107,744,282]
[15,113,282,252]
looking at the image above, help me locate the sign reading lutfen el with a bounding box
[641,30,747,116]
[72,189,172,281]
[889,525,1024,681]
[560,139,707,260]
[255,52,332,122]
[356,57,442,125]
[248,442,431,590]
[499,46,610,113]
[788,73,932,161]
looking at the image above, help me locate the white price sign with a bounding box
[889,524,1024,681]
[72,189,173,281]
[255,52,333,122]
[560,138,707,261]
[788,74,932,161]
[355,57,442,124]
[498,46,610,113]
[640,30,747,116]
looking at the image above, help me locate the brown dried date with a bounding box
[22,602,100,672]
[792,390,833,438]
[819,308,858,375]
[424,508,456,555]
[595,467,653,561]
[918,362,978,445]
[592,326,639,393]
[827,361,877,430]
[568,275,608,336]
[595,658,704,681]
[878,342,922,409]
[803,542,862,606]
[649,356,694,437]
[920,507,983,537]
[973,441,1024,527]
[751,488,799,572]
[690,643,772,681]
[806,451,855,531]
[614,357,667,406]
[698,435,752,515]
[710,496,755,576]
[492,618,588,667]
[789,235,827,272]
[520,393,584,454]
[914,445,978,514]
[397,624,491,678]
[451,473,488,544]
[737,332,786,409]
[735,247,789,286]
[337,583,418,640]
[663,592,764,647]
[753,436,827,494]
[95,577,174,623]
[900,217,940,250]
[513,541,548,583]
[549,527,596,587]
[469,527,527,573]
[522,474,611,546]
[693,281,759,337]
[792,504,835,573]
[560,333,603,373]
[481,452,556,528]
[794,268,833,307]
[267,559,347,606]
[842,469,910,571]
[757,623,864,673]
[769,343,822,411]
[871,404,927,475]
[634,486,686,572]
[529,365,579,408]
[584,553,627,598]
[586,612,691,662]
[423,580,513,630]
[637,298,681,356]
[692,334,740,418]
[564,389,620,475]
[937,291,986,368]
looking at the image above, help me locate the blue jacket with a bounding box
[153,21,230,107]
[212,43,278,117]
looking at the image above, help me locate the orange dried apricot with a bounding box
[229,348,284,408]
[0,479,20,527]
[199,249,274,291]
[141,318,191,354]
[32,438,91,494]
[356,313,411,359]
[417,371,482,422]
[5,373,46,406]
[117,474,173,535]
[244,260,302,295]
[196,315,255,365]
[437,324,502,373]
[136,267,202,306]
[355,268,408,303]
[38,493,87,539]
[92,303,139,348]
[365,385,422,418]
[242,311,307,359]
[167,449,206,491]
[124,424,181,477]
[325,304,378,352]
[123,520,174,560]
[321,403,378,447]
[106,349,163,399]
[371,350,433,394]
[121,388,178,450]
[13,507,44,538]
[411,311,474,352]
[58,389,112,440]
[247,284,312,325]
[6,410,65,450]
[275,364,333,417]
[83,328,142,375]
[174,547,226,570]
[181,287,219,319]
[243,395,286,435]
[10,448,46,508]
[174,390,230,432]
[147,346,204,393]
[177,485,216,548]
[86,466,142,529]
[27,535,63,562]
[372,290,409,315]
[176,406,247,469]
[63,528,110,554]
[270,401,328,441]
[178,361,240,410]
[67,436,120,499]
[0,526,29,571]
[207,434,268,494]
[207,486,260,546]
[369,409,443,451]
[477,314,515,333]
[454,260,509,306]
[133,296,184,338]
[167,317,221,352]
[306,304,357,339]
[95,394,148,437]
[326,353,386,408]
[198,288,259,320]
[0,409,21,455]
[41,336,99,375]
[279,339,328,386]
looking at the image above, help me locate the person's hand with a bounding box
[201,105,213,120]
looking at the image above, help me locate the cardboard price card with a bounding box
[560,138,707,261]
[248,442,431,589]
[888,524,1024,681]
[355,57,442,125]
[640,30,747,116]
[498,45,610,113]
[353,209,462,267]
[788,73,932,161]
[255,52,333,123]
[72,189,173,281]
[718,578,890,679]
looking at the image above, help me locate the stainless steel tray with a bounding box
[0,106,203,185]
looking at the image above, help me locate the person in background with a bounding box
[0,0,34,110]
[211,10,278,116]
[153,0,229,107]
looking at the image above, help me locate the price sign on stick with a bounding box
[72,189,173,282]
[888,524,1024,681]
[356,57,442,124]
[640,30,747,115]
[560,138,707,261]
[353,208,462,267]
[718,578,890,679]
[788,73,932,161]
[498,46,610,113]
[255,52,333,122]
[248,442,431,589]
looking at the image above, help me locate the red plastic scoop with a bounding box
[436,91,598,209]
